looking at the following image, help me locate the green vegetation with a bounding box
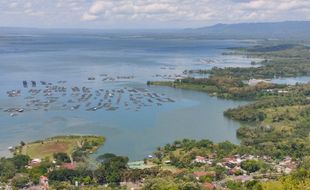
[14,135,105,160]
[149,77,285,100]
[2,42,310,189]
[150,43,310,100]
[240,160,262,173]
[142,177,200,190]
[192,44,310,79]
[149,43,310,161]
[145,42,310,189]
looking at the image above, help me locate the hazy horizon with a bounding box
[0,20,309,31]
[1,0,310,29]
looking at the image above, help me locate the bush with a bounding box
[10,155,30,170]
[12,175,30,189]
[53,153,71,164]
[241,160,261,173]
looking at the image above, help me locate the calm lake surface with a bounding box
[271,76,310,85]
[0,31,252,160]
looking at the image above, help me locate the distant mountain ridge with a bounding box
[1,21,310,40]
[190,21,310,40]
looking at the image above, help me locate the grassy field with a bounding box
[16,135,105,159]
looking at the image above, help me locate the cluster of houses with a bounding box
[191,154,298,189]
[264,89,289,94]
[22,158,79,190]
[3,154,298,190]
[26,158,77,170]
[275,156,297,174]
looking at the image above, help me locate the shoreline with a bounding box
[12,135,105,160]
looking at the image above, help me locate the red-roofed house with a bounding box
[222,157,235,163]
[201,182,215,190]
[61,162,76,170]
[193,171,215,180]
[40,176,49,190]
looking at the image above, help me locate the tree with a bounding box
[20,141,26,146]
[142,177,179,190]
[72,150,87,162]
[94,166,106,185]
[53,152,71,164]
[96,153,116,164]
[95,154,129,185]
[12,175,30,189]
[48,169,78,182]
[10,155,30,170]
[154,151,163,162]
[28,166,47,184]
[257,112,266,121]
[241,160,261,173]
[215,166,226,180]
[180,181,200,190]
[103,156,128,184]
[226,181,243,190]
[0,158,16,182]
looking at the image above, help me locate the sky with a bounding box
[0,0,310,29]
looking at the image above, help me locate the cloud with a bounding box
[81,12,98,21]
[24,2,32,9]
[9,2,18,8]
[24,9,45,17]
[1,0,310,28]
[89,1,106,14]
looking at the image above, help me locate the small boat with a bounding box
[23,81,28,88]
[8,146,14,151]
[71,105,80,110]
[17,108,24,112]
[10,113,18,117]
[31,81,36,87]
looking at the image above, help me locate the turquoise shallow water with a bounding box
[0,31,252,160]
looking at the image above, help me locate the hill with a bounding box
[190,21,310,40]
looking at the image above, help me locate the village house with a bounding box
[26,158,42,169]
[276,157,297,174]
[40,176,49,190]
[201,182,215,190]
[193,155,213,165]
[60,162,77,170]
[193,171,215,180]
[194,156,207,164]
[232,175,252,183]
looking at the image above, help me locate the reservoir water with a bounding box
[0,31,252,160]
[271,76,310,85]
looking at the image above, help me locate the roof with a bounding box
[193,171,215,178]
[61,162,76,170]
[201,182,215,190]
[32,158,42,163]
[233,175,252,182]
[40,176,48,180]
[128,161,151,169]
[223,157,235,162]
[195,156,206,160]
